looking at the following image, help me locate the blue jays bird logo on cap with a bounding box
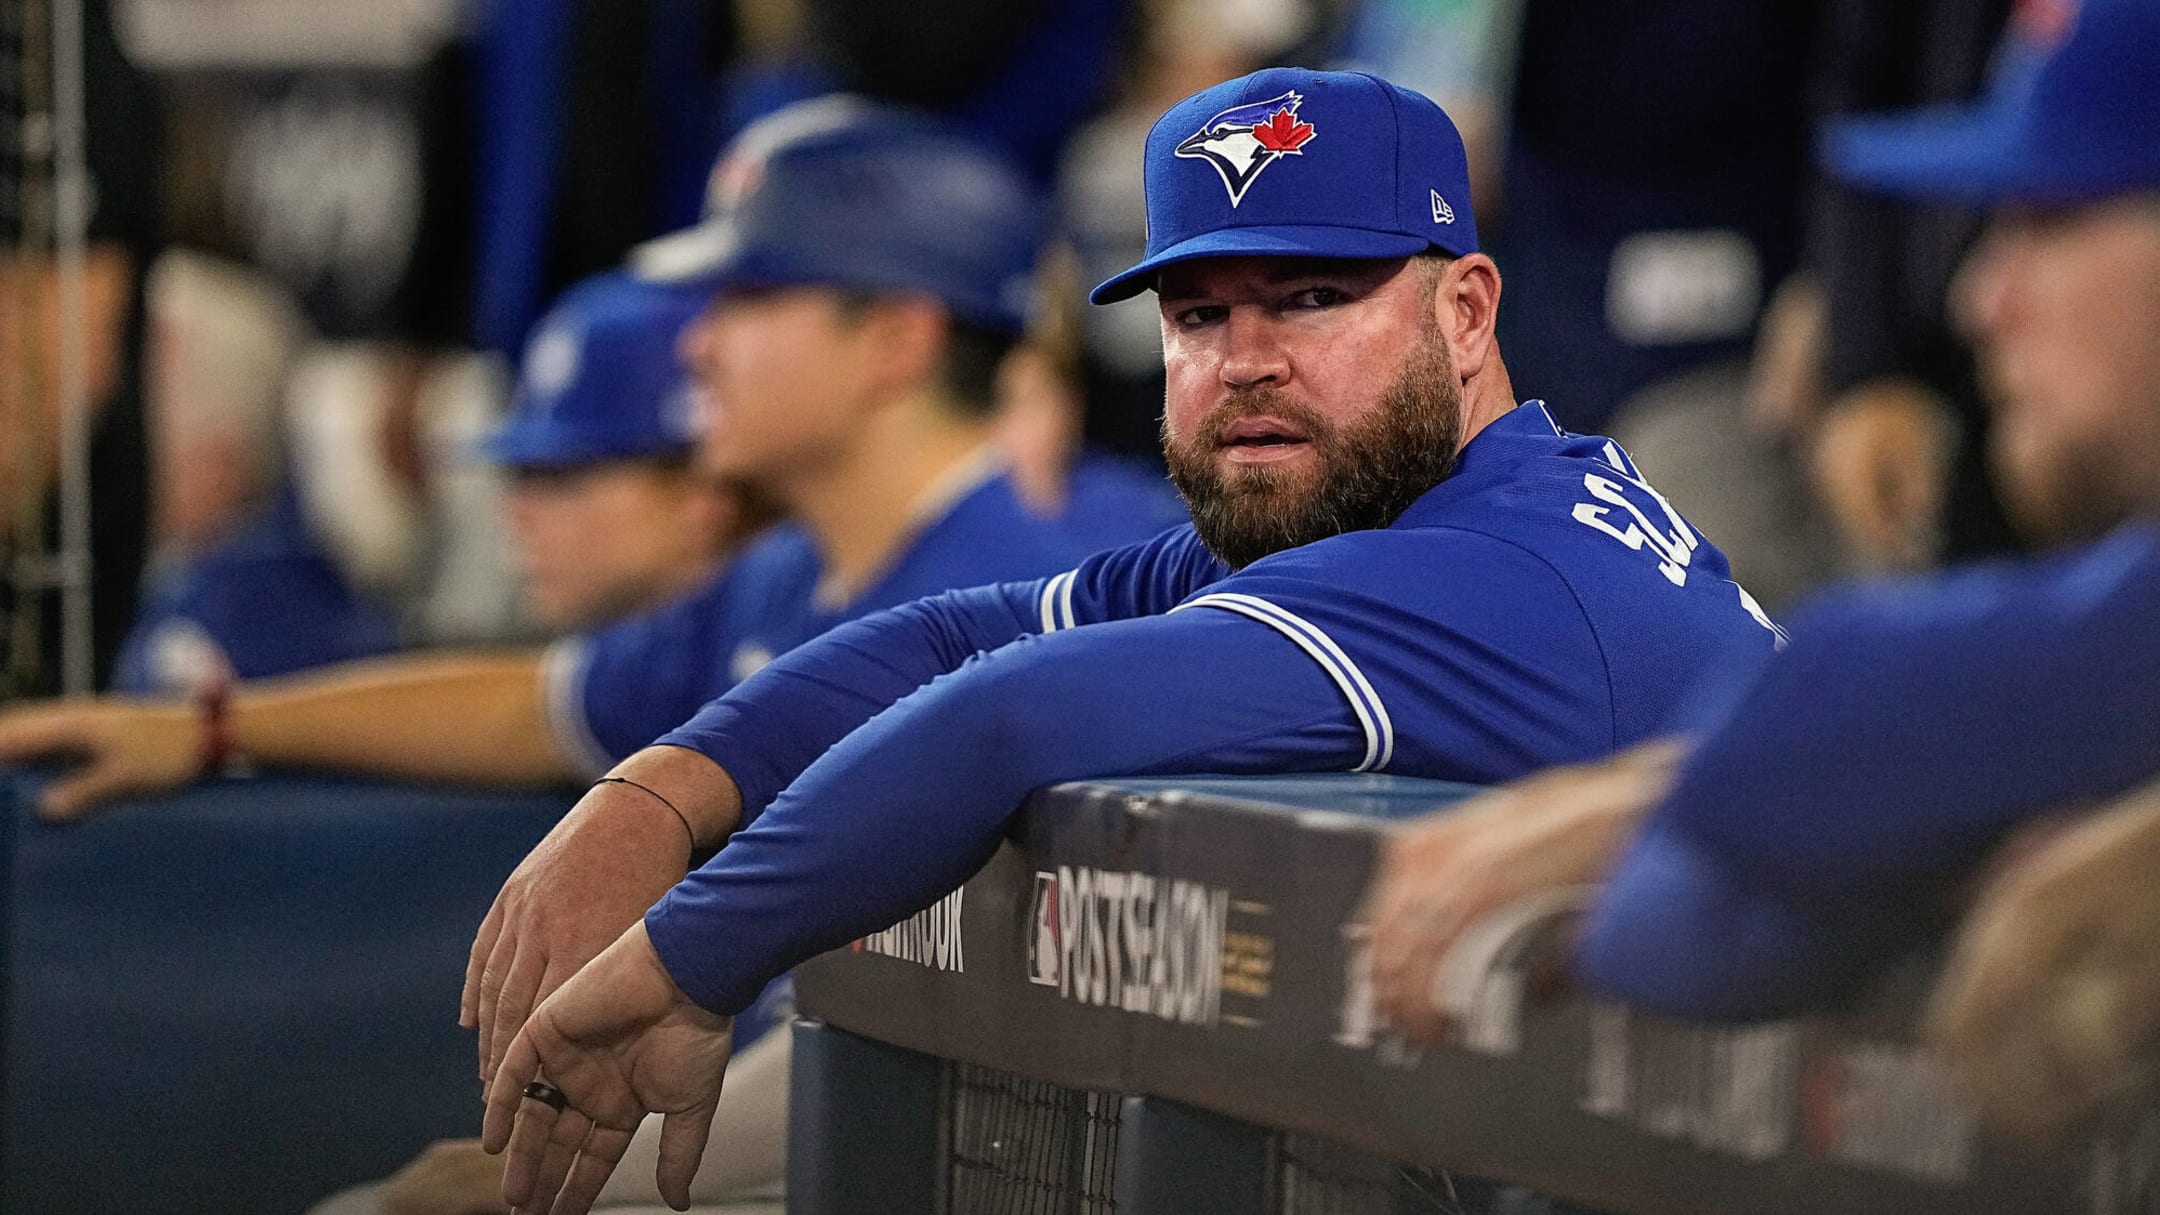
[1175,91,1317,207]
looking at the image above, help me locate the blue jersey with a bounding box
[1579,525,2160,1019]
[542,457,1187,772]
[641,402,1787,1013]
[113,494,400,693]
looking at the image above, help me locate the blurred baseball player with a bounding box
[1366,0,2160,1149]
[485,271,757,635]
[0,268,744,812]
[460,68,1784,1214]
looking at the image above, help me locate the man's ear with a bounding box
[853,294,950,404]
[1437,253,1502,382]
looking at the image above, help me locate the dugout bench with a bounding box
[788,776,2160,1215]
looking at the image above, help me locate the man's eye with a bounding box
[1172,305,1228,328]
[1284,286,1347,310]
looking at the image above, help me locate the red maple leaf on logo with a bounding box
[1251,108,1315,152]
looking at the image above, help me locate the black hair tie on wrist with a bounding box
[593,776,697,852]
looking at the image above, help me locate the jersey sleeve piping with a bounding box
[1037,569,1079,633]
[1169,591,1394,771]
[539,636,615,779]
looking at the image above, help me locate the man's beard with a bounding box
[1163,334,1464,570]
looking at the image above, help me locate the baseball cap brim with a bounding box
[1088,225,1434,305]
[1825,101,2040,204]
[631,218,744,292]
[1574,820,1927,1021]
[1822,47,2063,205]
[631,221,860,304]
[634,214,1034,333]
[479,423,689,469]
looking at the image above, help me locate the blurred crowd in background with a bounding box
[1,0,2051,699]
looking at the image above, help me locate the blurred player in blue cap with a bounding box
[112,265,739,690]
[1367,0,2160,1148]
[455,68,1786,1213]
[0,267,760,815]
[485,271,754,633]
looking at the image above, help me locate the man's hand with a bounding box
[377,1139,510,1215]
[1928,776,2160,1151]
[483,922,733,1215]
[0,698,203,820]
[1809,379,1958,574]
[1362,742,1685,1043]
[463,745,741,1087]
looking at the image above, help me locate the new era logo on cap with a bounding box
[1175,90,1317,207]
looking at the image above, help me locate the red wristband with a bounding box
[196,675,235,778]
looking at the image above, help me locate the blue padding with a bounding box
[787,1020,940,1215]
[4,772,572,1215]
[1078,774,1487,822]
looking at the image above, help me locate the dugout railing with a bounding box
[788,775,2160,1215]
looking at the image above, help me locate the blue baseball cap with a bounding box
[1089,68,1479,305]
[632,97,1047,334]
[481,271,707,468]
[1827,0,2160,204]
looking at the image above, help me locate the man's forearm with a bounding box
[645,611,1358,1014]
[230,652,575,785]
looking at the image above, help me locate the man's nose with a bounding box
[1218,307,1290,389]
[1953,228,2021,344]
[678,308,722,374]
[503,491,542,533]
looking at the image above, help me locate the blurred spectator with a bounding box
[1,0,164,696]
[112,251,399,694]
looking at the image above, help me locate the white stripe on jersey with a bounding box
[1170,592,1395,772]
[1038,570,1080,633]
[538,636,615,779]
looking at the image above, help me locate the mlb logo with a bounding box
[1026,871,1061,987]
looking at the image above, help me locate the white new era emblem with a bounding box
[1431,190,1456,224]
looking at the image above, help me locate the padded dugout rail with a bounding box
[793,775,2160,1215]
